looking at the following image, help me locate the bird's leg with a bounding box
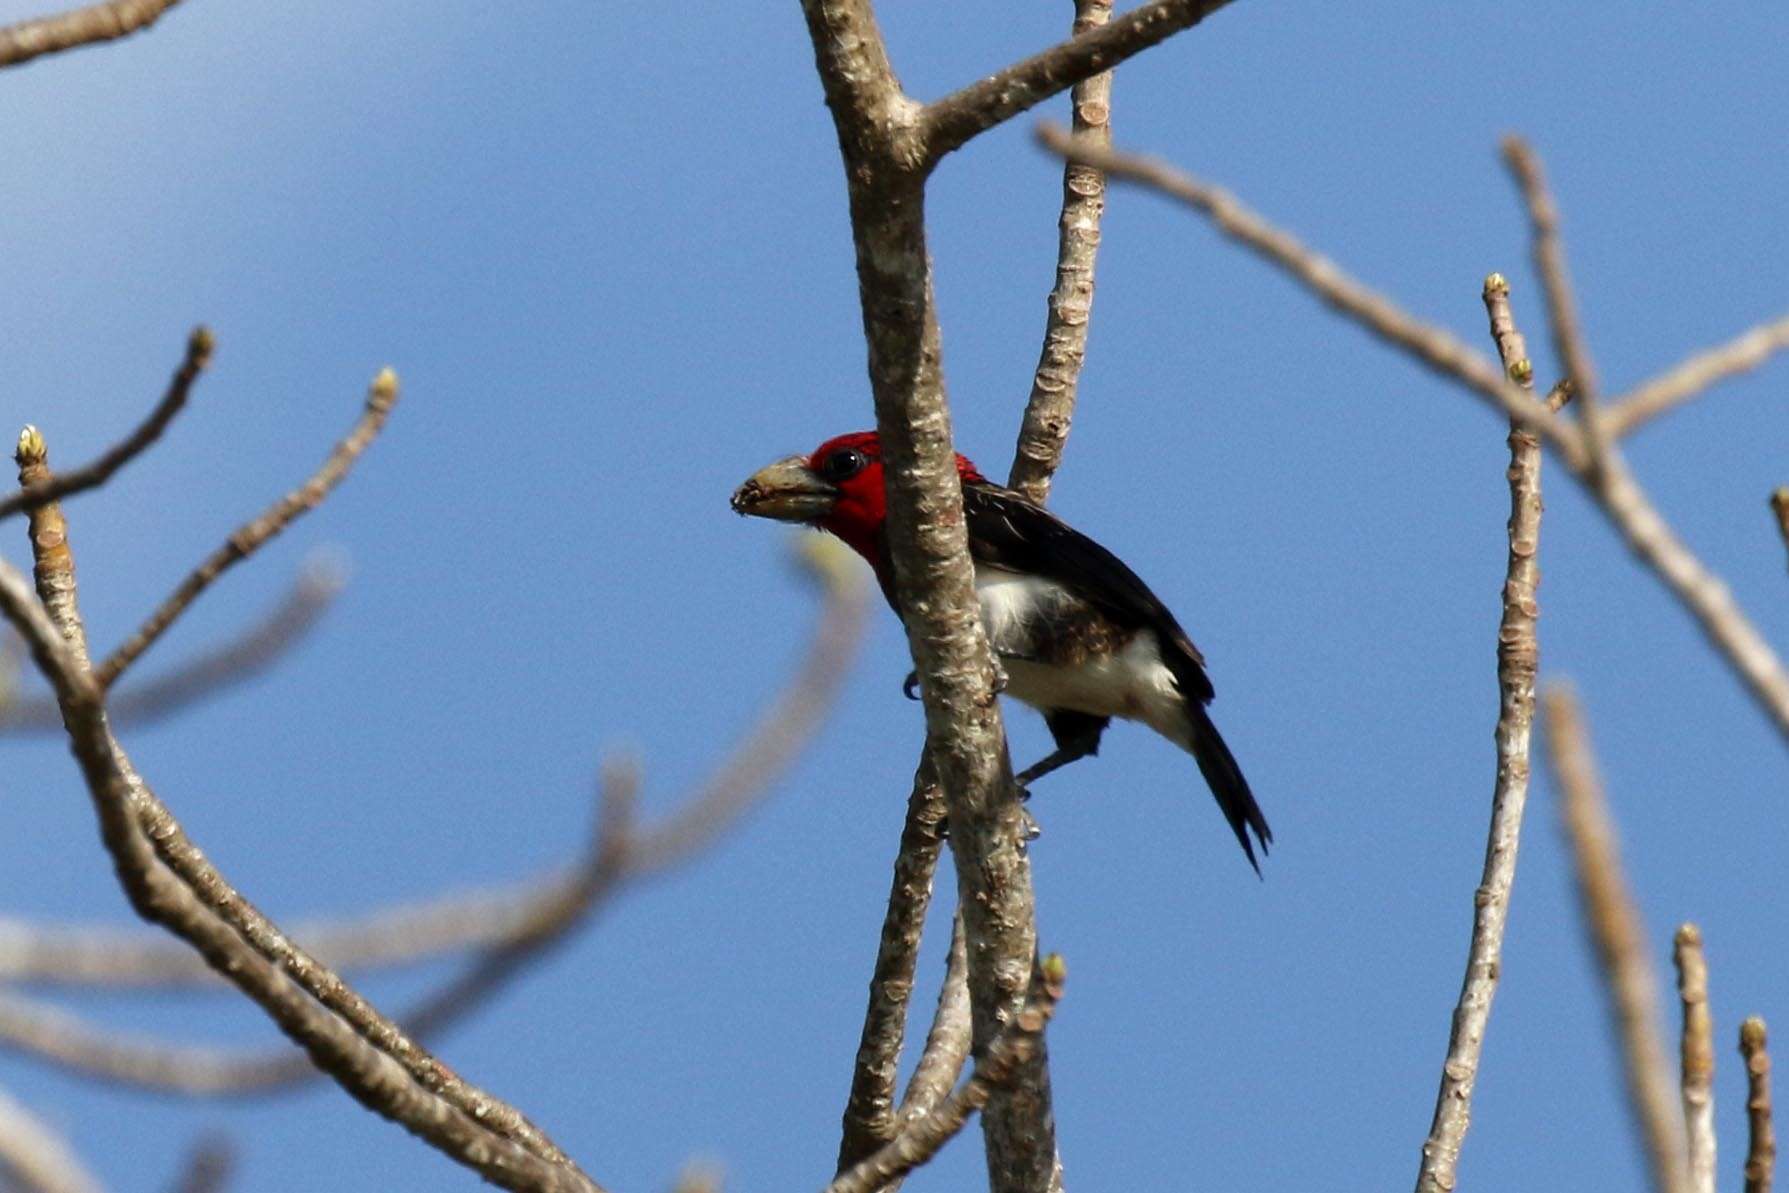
[1014,732,1100,790]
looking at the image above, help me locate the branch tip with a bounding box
[188,325,216,364]
[14,426,45,467]
[1483,272,1509,298]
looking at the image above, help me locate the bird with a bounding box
[731,430,1271,872]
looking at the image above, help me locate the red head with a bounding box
[731,431,986,567]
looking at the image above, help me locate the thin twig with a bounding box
[1414,273,1550,1193]
[0,1081,104,1193]
[1007,0,1114,506]
[1743,1018,1776,1193]
[1673,924,1715,1193]
[1607,313,1789,438]
[922,0,1230,165]
[0,0,184,67]
[0,557,343,734]
[0,328,209,522]
[1502,136,1608,465]
[825,956,1065,1193]
[837,764,949,1173]
[95,368,397,689]
[1544,684,1689,1193]
[1036,124,1587,467]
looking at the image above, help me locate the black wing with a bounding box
[961,481,1214,703]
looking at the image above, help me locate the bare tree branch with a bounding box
[94,368,396,689]
[1502,136,1609,466]
[0,0,184,69]
[825,956,1064,1193]
[1607,313,1789,438]
[1007,0,1114,506]
[1415,273,1551,1193]
[1046,126,1789,748]
[799,4,1059,1187]
[898,913,972,1124]
[922,0,1229,165]
[837,765,949,1173]
[1673,924,1716,1193]
[1544,684,1689,1193]
[1743,1018,1777,1193]
[1036,124,1588,466]
[0,327,209,522]
[6,424,599,1192]
[0,1080,104,1193]
[0,557,342,734]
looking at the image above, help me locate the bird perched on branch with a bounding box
[731,431,1271,872]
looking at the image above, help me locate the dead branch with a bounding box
[0,1080,104,1193]
[825,956,1065,1193]
[1743,1018,1776,1193]
[1414,273,1551,1193]
[1673,924,1715,1193]
[1544,684,1689,1193]
[94,368,396,689]
[0,0,185,68]
[1007,0,1114,506]
[0,327,209,522]
[0,557,342,734]
[1607,314,1789,438]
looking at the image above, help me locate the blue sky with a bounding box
[2,2,1787,1190]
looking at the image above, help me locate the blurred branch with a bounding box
[4,421,601,1192]
[0,557,343,735]
[1607,314,1789,438]
[0,0,184,68]
[837,766,949,1174]
[0,539,867,1100]
[1771,490,1789,574]
[1544,684,1689,1193]
[922,0,1229,164]
[94,368,397,689]
[166,1136,234,1193]
[1415,274,1551,1193]
[1037,123,1585,463]
[825,956,1064,1193]
[0,1080,104,1193]
[1007,0,1113,506]
[1673,924,1715,1193]
[1743,1018,1776,1193]
[1045,125,1789,748]
[0,328,209,522]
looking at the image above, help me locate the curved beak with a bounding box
[730,455,839,523]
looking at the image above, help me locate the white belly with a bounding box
[974,566,1190,748]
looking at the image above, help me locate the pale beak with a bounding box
[730,455,839,523]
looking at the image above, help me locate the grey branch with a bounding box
[898,913,973,1126]
[0,0,184,69]
[0,327,209,522]
[1607,313,1789,438]
[1743,1018,1776,1193]
[824,957,1065,1193]
[1673,925,1715,1193]
[836,763,949,1173]
[1007,0,1114,505]
[5,424,598,1191]
[1045,125,1789,748]
[1544,684,1689,1193]
[0,1080,104,1193]
[1037,124,1587,466]
[1414,273,1550,1193]
[94,368,397,689]
[922,0,1230,165]
[0,557,342,735]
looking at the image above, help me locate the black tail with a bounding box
[1186,705,1272,875]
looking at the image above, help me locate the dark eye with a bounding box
[819,448,867,483]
